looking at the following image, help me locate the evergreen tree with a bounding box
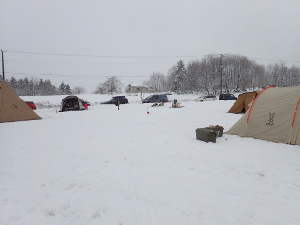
[59,82,66,94]
[169,60,187,93]
[65,84,72,95]
[7,77,70,96]
[29,79,35,96]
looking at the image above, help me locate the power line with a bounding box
[4,50,300,83]
[223,53,300,64]
[6,71,150,78]
[249,56,300,64]
[6,50,200,59]
[2,58,176,65]
[6,49,300,64]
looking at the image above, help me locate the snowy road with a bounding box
[1,100,300,225]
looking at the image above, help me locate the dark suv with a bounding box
[219,93,237,100]
[101,96,129,105]
[142,94,168,103]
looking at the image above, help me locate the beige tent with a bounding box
[228,91,257,114]
[227,86,300,145]
[0,81,41,123]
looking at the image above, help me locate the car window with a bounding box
[144,95,153,100]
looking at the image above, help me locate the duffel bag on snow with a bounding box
[195,128,217,143]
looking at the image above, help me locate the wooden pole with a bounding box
[1,49,5,80]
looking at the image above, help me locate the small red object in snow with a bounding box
[83,104,88,110]
[25,101,37,110]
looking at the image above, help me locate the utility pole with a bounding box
[1,49,5,80]
[219,54,224,94]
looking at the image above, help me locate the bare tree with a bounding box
[142,54,300,94]
[144,72,168,92]
[94,76,122,94]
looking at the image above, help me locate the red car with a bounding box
[25,101,37,110]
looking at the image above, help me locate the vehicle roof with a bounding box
[220,93,234,96]
[62,95,79,101]
[149,94,167,97]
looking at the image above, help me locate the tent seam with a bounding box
[246,86,274,123]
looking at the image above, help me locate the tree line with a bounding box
[6,77,73,96]
[144,54,300,94]
[5,54,300,96]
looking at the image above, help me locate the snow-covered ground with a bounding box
[1,97,300,225]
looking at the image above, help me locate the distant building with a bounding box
[125,84,153,93]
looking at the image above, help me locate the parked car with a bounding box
[25,101,37,110]
[219,93,237,100]
[142,94,169,103]
[101,96,129,105]
[195,95,217,102]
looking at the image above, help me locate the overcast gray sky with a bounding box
[1,0,300,91]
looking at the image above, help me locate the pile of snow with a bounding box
[1,99,300,225]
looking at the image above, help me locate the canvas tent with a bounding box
[227,86,300,145]
[228,91,257,113]
[0,81,41,123]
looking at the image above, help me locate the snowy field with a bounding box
[1,95,300,225]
